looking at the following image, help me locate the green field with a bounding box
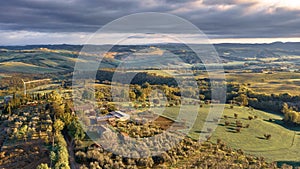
[0,62,59,73]
[227,72,300,95]
[158,104,300,164]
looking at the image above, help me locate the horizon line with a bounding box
[1,41,299,47]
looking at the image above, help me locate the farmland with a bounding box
[0,105,52,168]
[227,72,300,95]
[114,103,300,164]
[1,43,300,168]
[177,104,300,164]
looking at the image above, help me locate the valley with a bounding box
[1,43,300,168]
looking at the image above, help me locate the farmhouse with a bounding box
[91,110,130,124]
[110,111,130,121]
[96,114,114,122]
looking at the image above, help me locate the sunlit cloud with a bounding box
[1,30,300,45]
[0,0,299,44]
[241,0,300,14]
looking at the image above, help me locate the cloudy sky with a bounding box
[1,0,300,45]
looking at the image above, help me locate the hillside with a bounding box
[0,42,300,74]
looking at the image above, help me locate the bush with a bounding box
[234,113,238,119]
[36,163,50,169]
[236,120,243,128]
[264,134,271,140]
[52,133,70,169]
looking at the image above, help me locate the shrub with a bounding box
[248,116,253,120]
[234,113,238,119]
[36,163,50,169]
[236,120,243,128]
[264,134,271,140]
[134,104,139,109]
[52,133,70,169]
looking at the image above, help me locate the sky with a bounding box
[1,0,300,45]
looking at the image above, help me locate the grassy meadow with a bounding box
[155,104,300,163]
[227,72,300,95]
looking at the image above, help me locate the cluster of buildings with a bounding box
[90,110,130,125]
[69,104,131,125]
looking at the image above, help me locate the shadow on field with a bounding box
[225,126,239,133]
[256,136,266,140]
[277,161,300,168]
[194,130,209,134]
[270,119,300,132]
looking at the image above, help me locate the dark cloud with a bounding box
[178,3,300,38]
[202,0,237,5]
[0,0,300,39]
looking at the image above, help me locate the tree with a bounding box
[3,102,12,115]
[64,102,72,114]
[36,163,50,169]
[82,89,94,100]
[129,91,136,101]
[120,89,128,100]
[49,91,65,118]
[282,102,290,114]
[234,113,238,119]
[60,112,73,126]
[142,82,150,89]
[75,151,86,163]
[234,94,248,106]
[133,85,143,98]
[96,92,105,101]
[138,93,146,102]
[199,94,205,101]
[19,125,28,141]
[68,120,85,141]
[50,151,56,167]
[53,119,65,134]
[288,111,299,123]
[264,134,271,140]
